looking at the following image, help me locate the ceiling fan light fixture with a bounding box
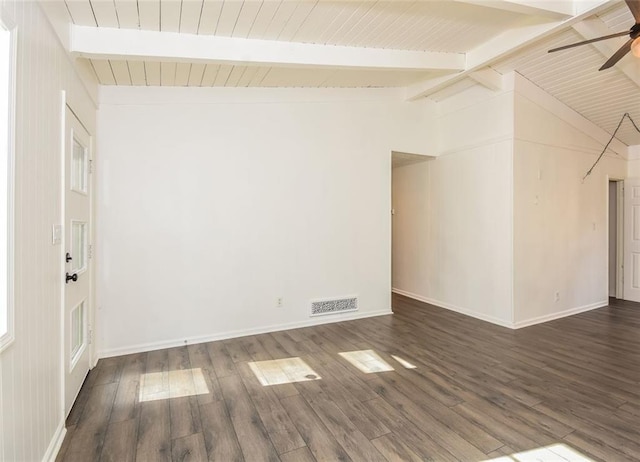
[632,36,640,58]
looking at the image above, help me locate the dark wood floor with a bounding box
[57,295,640,462]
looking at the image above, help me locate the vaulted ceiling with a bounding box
[45,0,640,145]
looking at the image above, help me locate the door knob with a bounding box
[66,273,78,284]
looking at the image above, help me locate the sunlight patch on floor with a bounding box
[139,368,209,402]
[338,350,395,373]
[249,357,321,386]
[483,443,594,462]
[391,354,417,369]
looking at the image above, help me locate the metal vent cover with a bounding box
[310,296,358,317]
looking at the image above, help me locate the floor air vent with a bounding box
[311,296,358,316]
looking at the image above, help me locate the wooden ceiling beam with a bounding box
[405,0,617,101]
[454,0,574,19]
[69,25,465,73]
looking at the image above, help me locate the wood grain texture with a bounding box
[237,362,307,454]
[278,446,316,462]
[110,379,139,424]
[371,434,423,462]
[136,400,171,462]
[63,383,118,461]
[280,394,352,462]
[199,401,244,462]
[58,295,640,462]
[187,343,223,405]
[101,419,137,462]
[171,433,208,462]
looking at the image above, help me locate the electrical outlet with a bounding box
[555,291,560,302]
[276,297,283,308]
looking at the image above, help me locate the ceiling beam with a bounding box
[405,0,617,101]
[469,67,505,91]
[571,17,640,88]
[454,0,574,19]
[69,25,465,72]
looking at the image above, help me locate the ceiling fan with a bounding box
[548,0,640,70]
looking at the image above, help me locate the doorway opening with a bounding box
[609,179,623,300]
[390,151,433,308]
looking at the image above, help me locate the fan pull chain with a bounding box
[583,113,640,181]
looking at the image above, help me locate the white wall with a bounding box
[392,82,515,326]
[97,86,433,356]
[513,76,626,327]
[0,1,97,461]
[393,72,631,329]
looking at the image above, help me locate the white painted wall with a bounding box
[512,76,626,327]
[96,86,433,356]
[393,72,630,329]
[0,1,97,461]
[392,82,515,326]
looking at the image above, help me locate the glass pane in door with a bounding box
[71,137,87,194]
[71,221,87,273]
[70,301,85,367]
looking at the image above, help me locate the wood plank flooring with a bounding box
[57,295,640,462]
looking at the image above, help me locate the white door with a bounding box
[623,178,640,302]
[63,108,93,416]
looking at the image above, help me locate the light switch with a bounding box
[52,224,62,245]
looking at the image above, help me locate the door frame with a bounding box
[607,176,624,300]
[60,91,97,418]
[616,180,624,298]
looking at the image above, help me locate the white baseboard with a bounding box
[98,308,392,358]
[392,288,513,328]
[393,288,608,330]
[42,421,66,462]
[513,300,608,329]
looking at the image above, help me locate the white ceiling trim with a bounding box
[405,0,617,101]
[453,0,574,19]
[69,25,466,73]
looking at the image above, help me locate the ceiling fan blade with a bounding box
[625,0,640,23]
[599,38,634,70]
[548,30,630,53]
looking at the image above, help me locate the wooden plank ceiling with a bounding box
[65,1,522,51]
[56,0,640,146]
[493,2,640,145]
[64,0,524,87]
